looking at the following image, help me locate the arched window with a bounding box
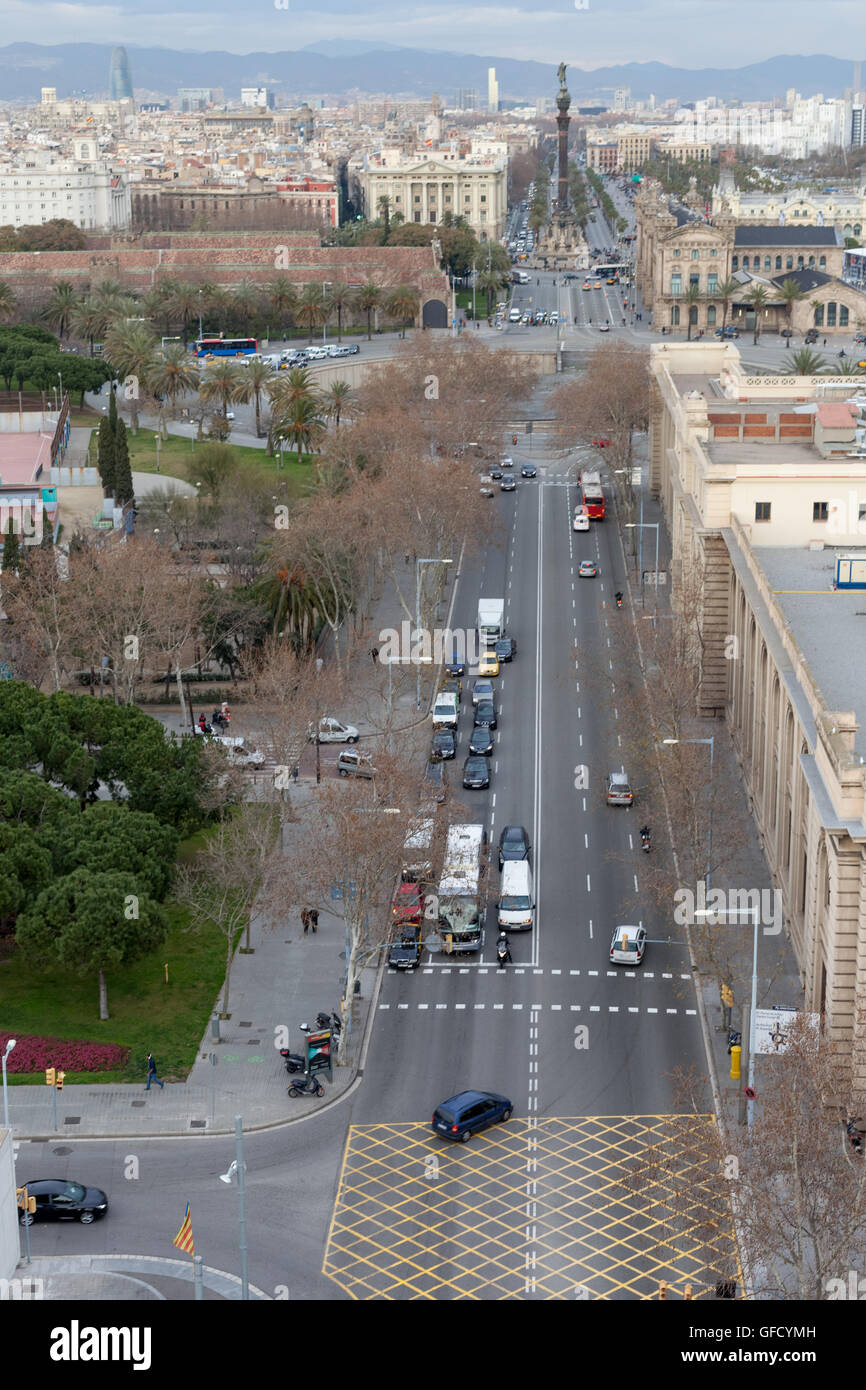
[827,302,837,327]
[844,224,853,238]
[707,304,717,324]
[775,255,782,269]
[742,256,750,269]
[855,225,862,237]
[807,256,815,268]
[764,256,771,270]
[819,256,826,268]
[814,304,824,326]
[671,304,680,325]
[797,256,804,269]
[689,304,698,325]
[786,256,793,269]
[732,256,739,270]
[840,304,849,326]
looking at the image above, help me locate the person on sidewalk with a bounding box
[370,646,379,663]
[145,1053,164,1090]
[301,908,311,934]
[309,909,319,933]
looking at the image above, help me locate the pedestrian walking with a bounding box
[309,909,319,933]
[145,1053,164,1090]
[823,337,827,346]
[292,763,299,783]
[370,646,379,663]
[301,908,311,934]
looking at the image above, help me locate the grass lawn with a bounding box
[2,902,230,1085]
[71,412,314,496]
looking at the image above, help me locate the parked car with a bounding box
[462,755,490,789]
[431,1090,513,1143]
[431,729,457,761]
[310,717,359,743]
[479,476,496,497]
[610,924,647,966]
[423,758,447,803]
[336,749,375,779]
[19,1179,108,1226]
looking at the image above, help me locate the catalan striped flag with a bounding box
[173,1203,194,1255]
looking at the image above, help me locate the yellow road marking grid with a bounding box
[324,1115,742,1300]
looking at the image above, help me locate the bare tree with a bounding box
[0,546,80,691]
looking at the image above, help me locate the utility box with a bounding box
[836,555,866,589]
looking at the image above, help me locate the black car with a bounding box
[388,926,422,970]
[445,656,466,676]
[431,729,456,761]
[468,725,494,756]
[423,759,447,803]
[521,464,537,479]
[19,1179,109,1226]
[500,475,516,492]
[494,637,517,663]
[489,466,504,480]
[473,700,497,730]
[498,824,531,868]
[462,755,490,789]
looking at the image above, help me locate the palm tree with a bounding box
[148,346,201,438]
[142,280,177,338]
[294,283,327,343]
[230,278,263,335]
[243,357,273,438]
[0,278,18,323]
[355,281,383,340]
[377,193,392,243]
[715,277,739,333]
[272,393,325,463]
[781,348,828,375]
[70,297,108,355]
[265,276,297,338]
[683,284,702,341]
[830,357,866,377]
[743,284,770,344]
[322,379,355,432]
[199,359,248,421]
[102,321,159,430]
[476,268,505,318]
[167,281,203,344]
[777,277,805,340]
[327,281,354,342]
[41,280,78,340]
[385,285,420,338]
[267,365,317,416]
[255,564,319,645]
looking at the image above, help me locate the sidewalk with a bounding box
[7,558,442,1142]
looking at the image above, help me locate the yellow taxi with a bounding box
[606,277,617,285]
[477,651,500,677]
[593,282,603,290]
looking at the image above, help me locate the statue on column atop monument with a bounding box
[557,62,567,90]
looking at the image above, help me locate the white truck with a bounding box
[477,598,504,644]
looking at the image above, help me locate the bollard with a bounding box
[211,1012,221,1042]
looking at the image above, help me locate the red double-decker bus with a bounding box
[581,470,605,520]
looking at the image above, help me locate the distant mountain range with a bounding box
[0,43,861,105]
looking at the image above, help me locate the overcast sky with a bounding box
[0,0,862,70]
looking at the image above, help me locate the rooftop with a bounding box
[733,225,842,247]
[0,434,52,487]
[755,545,866,760]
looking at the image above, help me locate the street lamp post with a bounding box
[322,282,331,344]
[471,257,477,325]
[2,1038,16,1129]
[625,521,659,624]
[695,903,760,1129]
[218,1114,249,1299]
[415,557,453,709]
[661,736,715,890]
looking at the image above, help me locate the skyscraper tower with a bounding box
[109,46,133,101]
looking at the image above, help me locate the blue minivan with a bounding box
[431,1090,513,1142]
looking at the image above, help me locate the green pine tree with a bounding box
[2,515,21,573]
[113,418,134,505]
[39,505,53,548]
[97,417,116,495]
[108,386,117,434]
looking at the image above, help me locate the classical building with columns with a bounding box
[352,148,508,242]
[648,341,866,1088]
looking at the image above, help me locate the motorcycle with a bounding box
[640,826,651,853]
[615,592,623,609]
[288,1075,324,1098]
[279,1047,306,1075]
[847,1120,864,1155]
[212,710,229,730]
[198,718,213,735]
[316,1010,342,1035]
[496,935,512,967]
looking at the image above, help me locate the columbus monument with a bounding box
[533,62,588,272]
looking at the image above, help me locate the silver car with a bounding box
[336,749,376,779]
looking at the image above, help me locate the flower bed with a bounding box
[0,1031,129,1074]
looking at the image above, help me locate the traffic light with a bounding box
[45,1067,56,1086]
[721,984,733,1008]
[17,1187,37,1215]
[658,1281,668,1300]
[56,1070,65,1091]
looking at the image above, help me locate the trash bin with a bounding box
[210,1012,220,1042]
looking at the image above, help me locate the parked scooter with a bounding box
[640,825,651,853]
[288,1074,324,1098]
[316,1010,342,1035]
[847,1119,864,1155]
[279,1047,305,1075]
[212,709,229,730]
[198,715,213,735]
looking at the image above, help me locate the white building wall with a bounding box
[0,1129,20,1284]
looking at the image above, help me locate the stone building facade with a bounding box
[649,342,866,1089]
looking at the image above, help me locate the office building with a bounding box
[241,87,275,109]
[354,147,508,241]
[488,67,499,114]
[0,146,131,232]
[108,46,133,101]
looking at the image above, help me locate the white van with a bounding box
[498,860,534,931]
[432,692,459,730]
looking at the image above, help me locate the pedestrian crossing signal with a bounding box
[45,1067,56,1086]
[56,1070,65,1090]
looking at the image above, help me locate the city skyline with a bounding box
[0,0,863,72]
